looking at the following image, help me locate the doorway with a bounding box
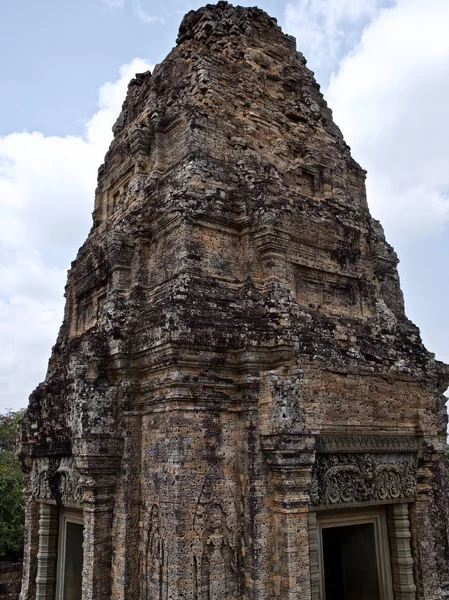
[322,522,379,600]
[56,509,84,600]
[317,508,393,600]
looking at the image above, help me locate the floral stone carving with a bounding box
[310,453,417,507]
[31,456,82,505]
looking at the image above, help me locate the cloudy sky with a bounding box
[1,0,448,412]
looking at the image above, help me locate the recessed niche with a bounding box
[105,170,133,219]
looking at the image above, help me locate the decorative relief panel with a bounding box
[315,435,418,454]
[31,456,82,505]
[192,467,242,600]
[143,504,166,600]
[310,453,417,507]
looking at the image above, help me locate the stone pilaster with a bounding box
[35,503,59,600]
[110,411,142,600]
[19,486,39,600]
[261,433,315,600]
[410,447,449,600]
[307,511,320,600]
[73,437,123,600]
[387,503,416,600]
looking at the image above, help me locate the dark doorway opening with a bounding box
[56,511,84,600]
[62,521,83,600]
[322,522,380,600]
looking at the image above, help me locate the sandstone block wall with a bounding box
[16,3,449,600]
[0,563,22,600]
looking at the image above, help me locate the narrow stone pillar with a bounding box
[410,448,449,600]
[19,489,39,600]
[387,503,416,600]
[261,433,315,600]
[35,503,59,600]
[110,411,142,600]
[81,489,115,600]
[74,437,123,600]
[307,511,320,600]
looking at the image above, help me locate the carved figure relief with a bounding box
[310,453,417,507]
[55,457,83,504]
[206,503,237,600]
[31,457,52,500]
[193,468,241,600]
[144,504,166,600]
[31,456,82,504]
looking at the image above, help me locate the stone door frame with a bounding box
[311,505,394,600]
[309,502,416,600]
[55,507,84,600]
[34,502,84,600]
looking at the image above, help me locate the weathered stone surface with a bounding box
[17,2,449,599]
[0,562,23,600]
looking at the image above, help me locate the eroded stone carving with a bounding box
[193,502,239,600]
[193,469,241,600]
[144,504,166,600]
[31,456,82,504]
[31,457,51,500]
[310,453,417,506]
[315,435,419,454]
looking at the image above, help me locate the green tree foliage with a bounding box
[0,409,25,562]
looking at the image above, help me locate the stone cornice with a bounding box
[315,435,419,454]
[30,439,72,458]
[261,433,315,471]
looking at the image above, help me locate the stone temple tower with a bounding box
[17,3,449,600]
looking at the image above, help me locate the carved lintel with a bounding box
[310,452,417,508]
[31,456,82,505]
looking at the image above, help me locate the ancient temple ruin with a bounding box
[17,3,449,599]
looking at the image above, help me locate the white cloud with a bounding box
[133,0,163,24]
[284,0,387,72]
[101,0,125,8]
[0,57,153,412]
[101,0,162,23]
[327,0,449,242]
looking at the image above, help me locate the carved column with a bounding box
[307,512,320,600]
[19,486,39,600]
[74,437,123,600]
[35,503,59,600]
[410,448,448,600]
[387,503,416,600]
[261,433,315,600]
